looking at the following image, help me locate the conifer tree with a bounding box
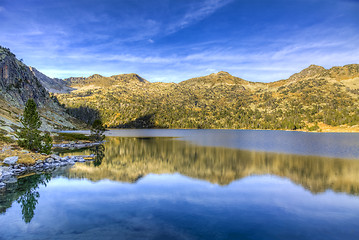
[17,99,53,153]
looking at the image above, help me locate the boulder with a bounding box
[3,156,18,165]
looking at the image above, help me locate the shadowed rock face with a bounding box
[65,137,359,196]
[0,47,50,108]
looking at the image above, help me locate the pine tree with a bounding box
[17,99,53,153]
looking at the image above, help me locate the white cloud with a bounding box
[166,0,234,34]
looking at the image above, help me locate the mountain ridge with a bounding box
[56,63,359,130]
[60,64,359,87]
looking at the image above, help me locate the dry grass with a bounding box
[317,122,359,132]
[0,142,48,165]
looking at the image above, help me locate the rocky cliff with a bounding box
[0,46,82,132]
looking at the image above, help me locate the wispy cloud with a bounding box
[166,0,234,34]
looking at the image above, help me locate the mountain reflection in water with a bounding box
[64,137,359,195]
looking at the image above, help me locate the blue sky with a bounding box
[0,0,358,82]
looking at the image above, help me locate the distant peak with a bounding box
[88,74,103,79]
[289,64,326,80]
[306,64,325,70]
[213,71,231,76]
[111,73,148,83]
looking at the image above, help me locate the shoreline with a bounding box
[106,127,359,133]
[0,154,95,187]
[0,141,104,187]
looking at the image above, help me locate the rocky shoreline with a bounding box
[0,154,95,187]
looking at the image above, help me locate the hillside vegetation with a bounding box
[56,64,359,131]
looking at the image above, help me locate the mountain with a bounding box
[180,71,249,87]
[29,67,74,93]
[55,64,359,131]
[0,46,83,132]
[65,73,148,88]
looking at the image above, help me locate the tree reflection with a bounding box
[16,173,51,223]
[17,189,39,223]
[0,173,52,223]
[91,144,105,167]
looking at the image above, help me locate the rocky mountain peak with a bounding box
[88,74,104,79]
[180,71,248,87]
[288,65,326,81]
[111,73,148,83]
[213,71,231,76]
[328,64,359,80]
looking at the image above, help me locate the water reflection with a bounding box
[3,136,359,224]
[91,144,105,167]
[0,173,51,223]
[66,137,359,195]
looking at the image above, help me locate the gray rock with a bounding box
[61,156,70,161]
[3,156,18,165]
[51,154,61,161]
[0,182,5,188]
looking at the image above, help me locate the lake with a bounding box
[1,129,359,240]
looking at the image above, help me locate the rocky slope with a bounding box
[56,64,359,130]
[29,66,73,93]
[0,46,82,133]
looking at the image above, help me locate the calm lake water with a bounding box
[1,129,359,240]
